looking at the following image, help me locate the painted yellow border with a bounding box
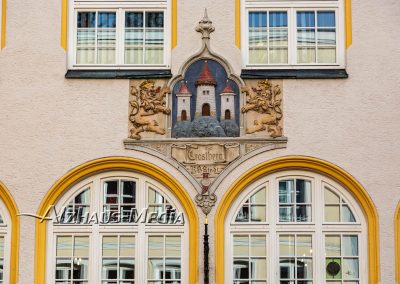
[34,157,199,284]
[0,181,20,284]
[235,0,353,49]
[395,202,400,284]
[61,0,178,50]
[1,0,6,48]
[215,156,379,284]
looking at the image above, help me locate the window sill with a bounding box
[241,69,348,79]
[65,69,173,79]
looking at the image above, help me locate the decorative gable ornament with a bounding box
[125,9,287,215]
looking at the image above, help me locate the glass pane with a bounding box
[297,236,312,257]
[122,181,136,203]
[146,12,164,28]
[236,205,250,222]
[318,47,336,64]
[342,205,356,222]
[297,29,315,46]
[75,189,90,204]
[102,258,118,279]
[270,12,287,27]
[270,29,288,46]
[74,236,89,257]
[57,236,72,257]
[317,29,336,45]
[279,206,294,222]
[148,258,163,279]
[234,235,249,256]
[148,236,164,257]
[120,258,135,280]
[325,205,340,222]
[297,47,316,64]
[250,188,266,204]
[73,258,88,279]
[125,46,144,64]
[279,180,294,203]
[250,205,266,222]
[297,12,315,27]
[0,237,3,256]
[166,236,181,257]
[97,30,116,64]
[325,236,341,256]
[280,258,295,279]
[280,235,295,256]
[249,12,267,27]
[324,188,340,204]
[76,30,95,64]
[148,189,164,204]
[77,12,95,28]
[56,258,71,279]
[105,181,119,204]
[233,259,250,279]
[317,11,336,27]
[165,258,181,279]
[250,258,267,279]
[120,236,135,257]
[103,236,118,257]
[269,48,288,64]
[296,205,311,222]
[342,258,359,279]
[297,258,312,279]
[249,47,268,64]
[251,235,266,256]
[98,12,116,28]
[126,12,143,27]
[326,258,342,279]
[296,180,311,203]
[343,236,358,256]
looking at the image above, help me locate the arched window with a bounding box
[224,170,366,283]
[202,104,210,116]
[47,171,188,284]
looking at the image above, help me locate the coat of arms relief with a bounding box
[124,10,287,214]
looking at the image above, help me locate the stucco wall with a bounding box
[0,0,399,283]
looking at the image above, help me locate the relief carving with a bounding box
[129,80,171,140]
[241,79,283,138]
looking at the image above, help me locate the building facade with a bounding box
[0,0,399,283]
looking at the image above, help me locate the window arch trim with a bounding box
[395,202,400,283]
[34,156,199,284]
[215,155,379,284]
[0,181,20,284]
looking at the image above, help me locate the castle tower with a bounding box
[176,82,192,121]
[195,61,217,118]
[220,81,236,120]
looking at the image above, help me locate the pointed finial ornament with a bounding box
[195,8,215,40]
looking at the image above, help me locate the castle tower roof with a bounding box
[221,82,235,94]
[195,61,217,86]
[177,83,191,95]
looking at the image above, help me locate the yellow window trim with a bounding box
[61,0,178,50]
[34,156,199,284]
[215,156,380,284]
[1,0,6,48]
[0,181,20,284]
[395,202,400,284]
[235,0,353,49]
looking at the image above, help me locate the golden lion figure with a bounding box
[241,79,283,138]
[129,80,171,140]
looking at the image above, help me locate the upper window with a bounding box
[226,170,366,283]
[69,0,170,69]
[48,171,187,284]
[243,0,344,68]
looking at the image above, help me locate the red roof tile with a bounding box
[177,83,191,94]
[195,61,217,86]
[221,82,234,94]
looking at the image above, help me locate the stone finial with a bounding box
[195,9,215,40]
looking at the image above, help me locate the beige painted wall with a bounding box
[0,0,399,283]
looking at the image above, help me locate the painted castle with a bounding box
[172,61,239,138]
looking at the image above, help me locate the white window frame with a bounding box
[242,0,345,69]
[225,170,368,284]
[0,203,11,284]
[68,0,171,70]
[46,171,188,284]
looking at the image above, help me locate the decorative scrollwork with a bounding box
[129,80,171,140]
[241,79,283,138]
